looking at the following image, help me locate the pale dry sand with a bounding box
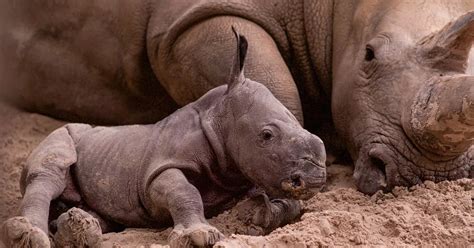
[0,101,472,247]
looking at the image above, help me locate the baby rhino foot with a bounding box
[169,223,224,248]
[54,207,102,248]
[0,216,50,248]
[237,194,302,234]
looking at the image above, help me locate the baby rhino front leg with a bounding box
[148,169,224,248]
[237,193,302,234]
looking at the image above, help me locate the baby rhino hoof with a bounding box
[169,223,224,248]
[0,216,50,248]
[54,208,102,248]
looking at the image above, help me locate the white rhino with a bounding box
[0,0,472,194]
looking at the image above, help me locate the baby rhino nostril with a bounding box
[291,174,302,187]
[281,173,308,196]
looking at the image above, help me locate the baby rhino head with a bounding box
[210,28,326,199]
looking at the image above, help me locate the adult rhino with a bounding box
[333,1,474,193]
[0,0,473,194]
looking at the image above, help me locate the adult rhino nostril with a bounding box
[369,155,387,178]
[368,150,388,188]
[354,148,389,195]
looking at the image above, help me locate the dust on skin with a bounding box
[0,101,472,247]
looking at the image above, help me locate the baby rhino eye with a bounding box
[261,129,274,141]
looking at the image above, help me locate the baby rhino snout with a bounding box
[281,173,306,194]
[281,160,326,200]
[281,134,327,200]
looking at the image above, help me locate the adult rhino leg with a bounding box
[152,16,304,124]
[0,126,77,247]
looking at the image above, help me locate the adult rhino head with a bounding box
[332,2,474,194]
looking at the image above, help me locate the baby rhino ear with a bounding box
[226,26,248,94]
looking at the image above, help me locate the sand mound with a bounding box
[0,101,472,247]
[216,178,473,247]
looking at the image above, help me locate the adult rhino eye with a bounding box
[365,45,375,61]
[261,129,274,141]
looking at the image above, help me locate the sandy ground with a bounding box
[0,101,472,247]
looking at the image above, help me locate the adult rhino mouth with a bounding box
[354,133,473,195]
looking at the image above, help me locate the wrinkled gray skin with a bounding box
[0,1,472,194]
[0,30,326,248]
[332,1,474,194]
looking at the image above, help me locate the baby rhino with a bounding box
[0,28,326,248]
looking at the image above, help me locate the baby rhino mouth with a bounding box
[280,159,326,200]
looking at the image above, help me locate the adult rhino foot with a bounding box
[54,207,102,248]
[0,216,51,248]
[168,223,224,248]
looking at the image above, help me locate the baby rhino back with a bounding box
[68,123,157,227]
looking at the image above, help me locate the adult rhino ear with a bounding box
[226,26,248,94]
[417,11,474,73]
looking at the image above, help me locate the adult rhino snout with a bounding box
[354,147,389,195]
